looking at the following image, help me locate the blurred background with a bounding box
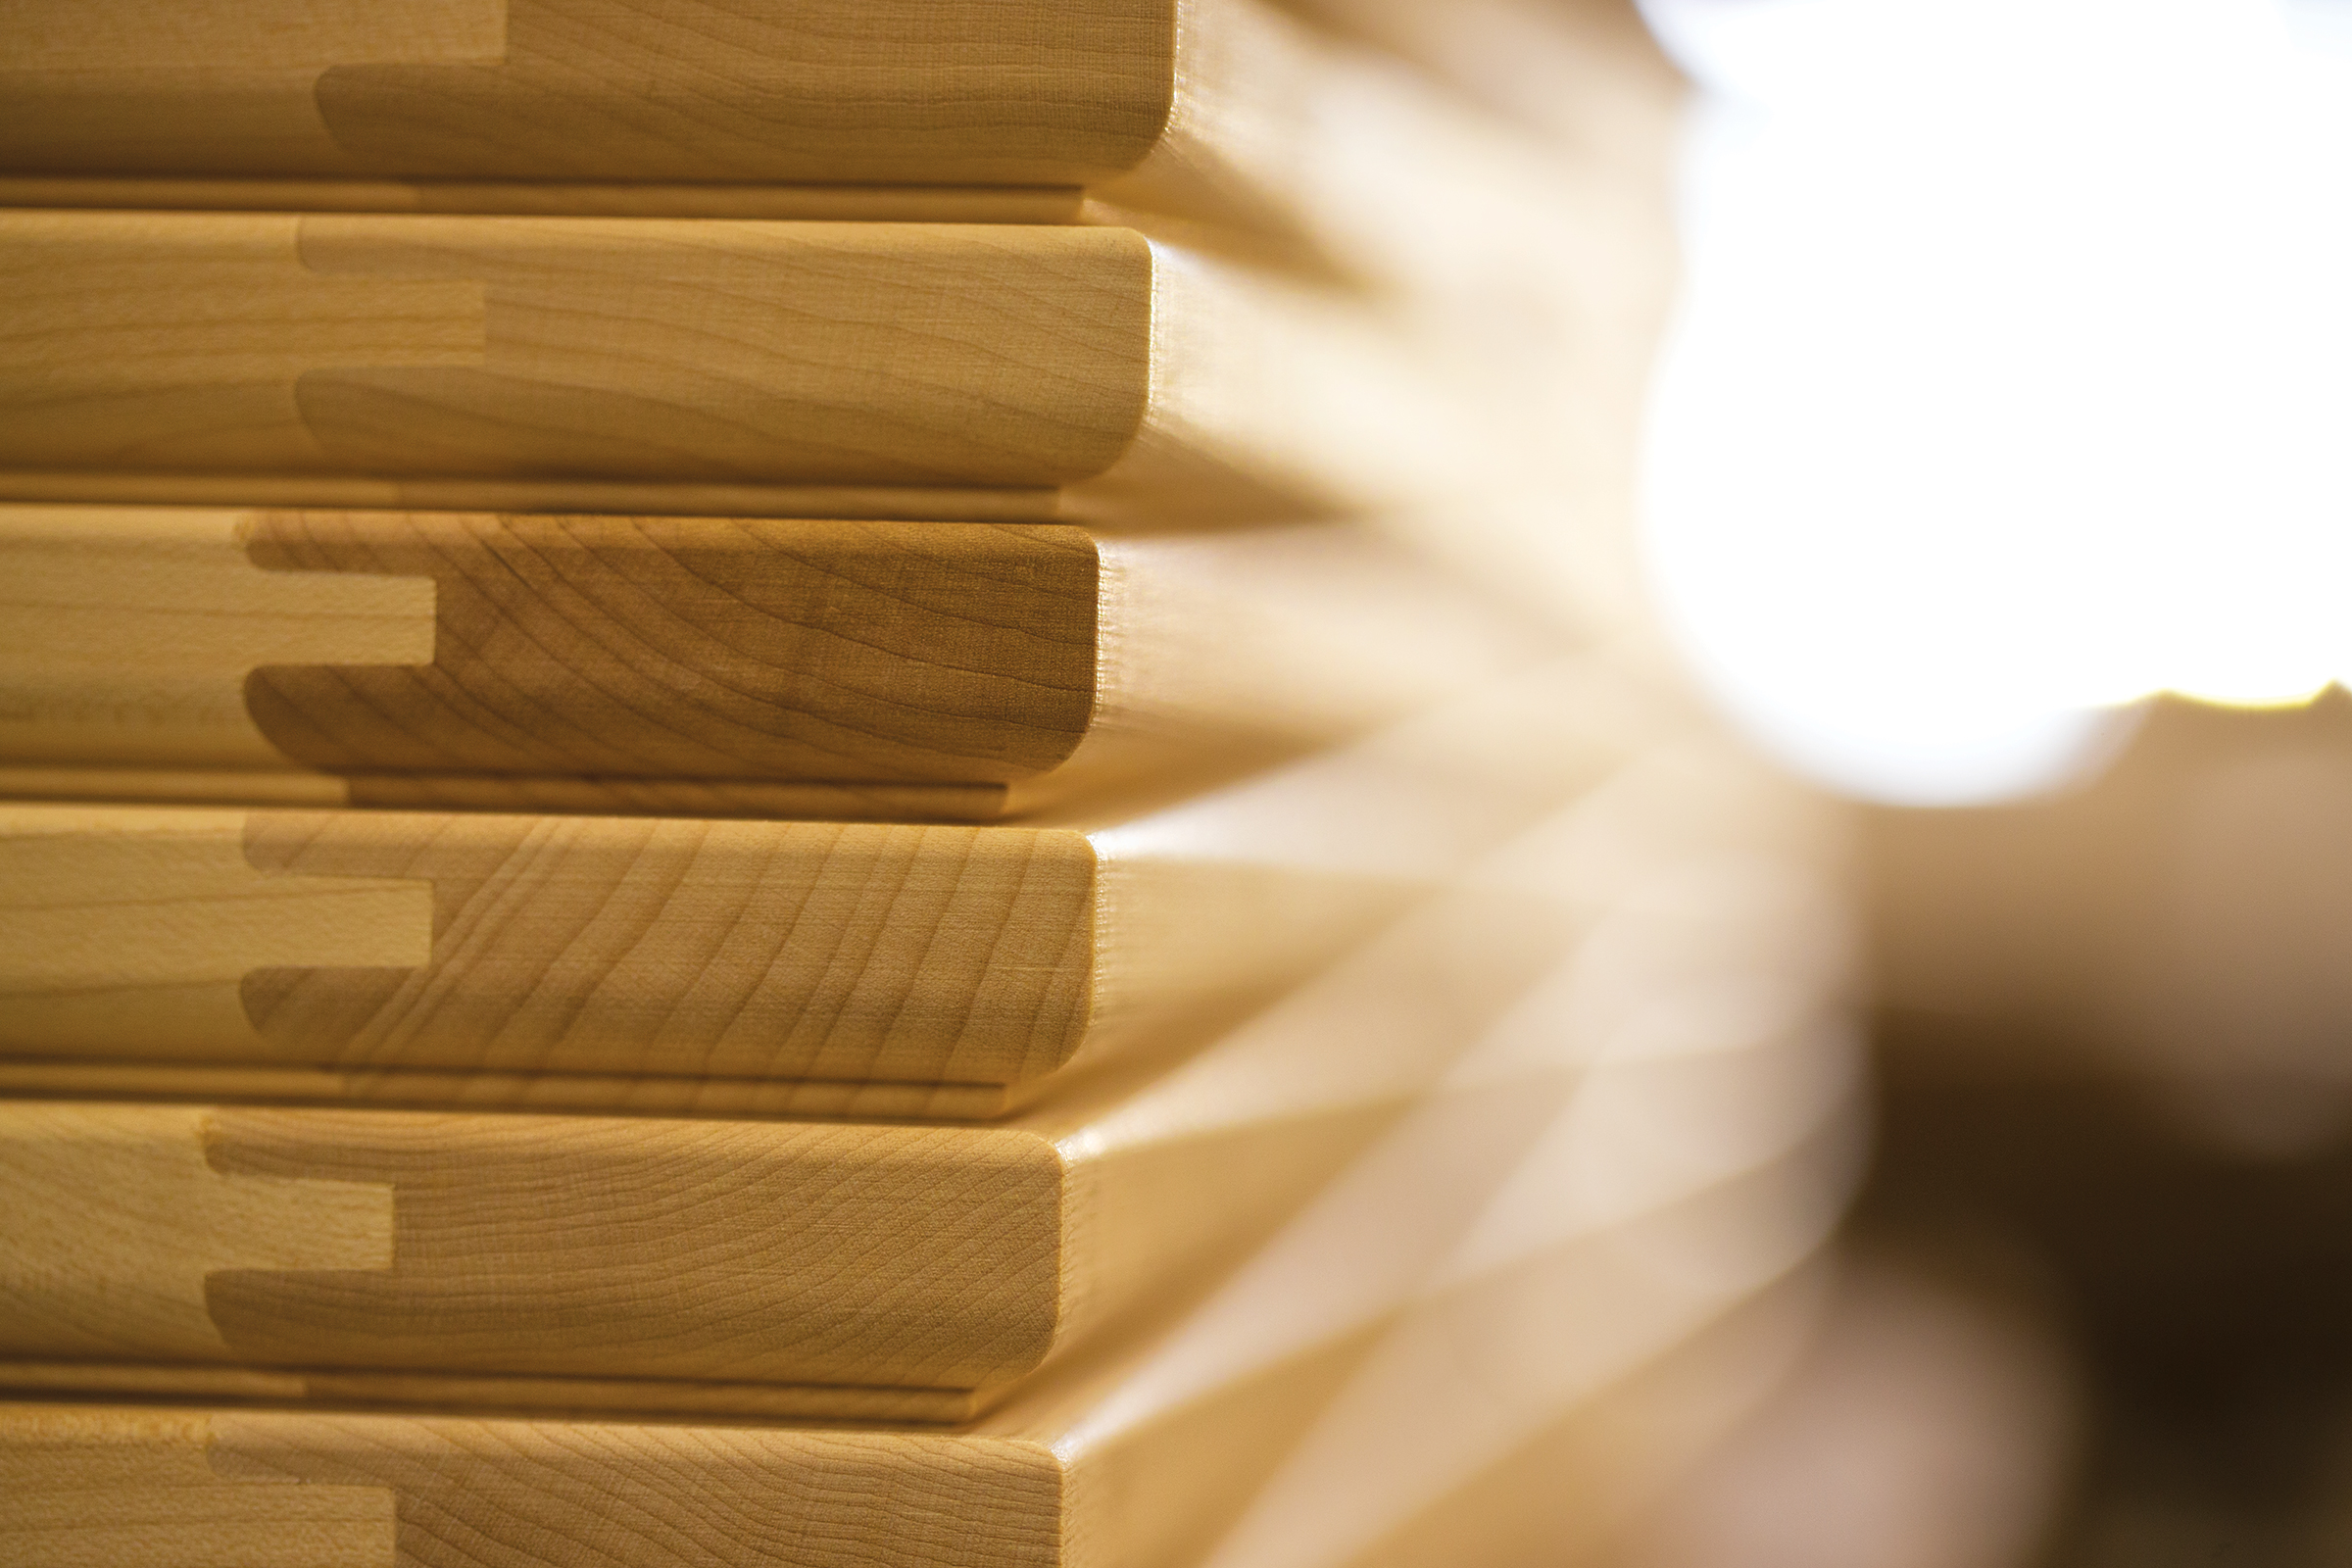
[1617,0,2352,1561]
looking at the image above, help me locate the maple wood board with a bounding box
[0,660,1647,1100]
[0,719,1860,1420]
[0,730,1862,1552]
[0,504,1548,811]
[0,2,1685,633]
[0,839,1582,1417]
[0,1234,1829,1568]
[0,0,1179,185]
[0,1086,1366,1422]
[0,1007,1859,1568]
[0,209,1488,526]
[0,0,1688,645]
[0,0,1611,280]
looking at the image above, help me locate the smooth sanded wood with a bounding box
[0,661,1633,1095]
[0,1264,1811,1568]
[0,724,1862,1555]
[0,0,1662,285]
[0,0,1179,186]
[0,0,1685,637]
[0,0,1529,269]
[0,212,1147,488]
[0,211,1470,522]
[0,1101,1078,1410]
[0,504,1550,805]
[0,1403,1060,1568]
[0,825,1617,1416]
[0,1027,1860,1568]
[0,716,1861,1430]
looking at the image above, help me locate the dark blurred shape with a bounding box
[1865,1064,2352,1567]
[1872,690,2352,1153]
[1861,692,2352,1565]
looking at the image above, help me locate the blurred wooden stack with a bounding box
[0,3,1859,1564]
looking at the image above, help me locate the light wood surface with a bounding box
[0,1217,1823,1568]
[0,210,1474,523]
[0,503,1550,805]
[0,0,1643,290]
[0,211,1148,489]
[0,761,1659,1414]
[0,45,1682,654]
[0,721,1860,1556]
[0,0,1174,185]
[0,721,1855,1421]
[0,1081,1853,1568]
[0,0,1568,266]
[0,661,1635,1095]
[0,855,1569,1414]
[0,978,1858,1568]
[0,2,1687,634]
[0,1099,1075,1413]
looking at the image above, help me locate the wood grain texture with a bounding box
[0,684,1842,1126]
[0,6,1687,640]
[0,503,1551,802]
[0,660,1631,1093]
[0,211,1468,521]
[0,1403,1053,1568]
[0,0,1611,304]
[0,733,1862,1557]
[0,1030,1860,1567]
[0,505,1095,783]
[0,0,1177,185]
[0,1101,1070,1406]
[0,211,1147,488]
[0,716,1861,1423]
[0,0,1635,290]
[0,781,1639,1412]
[0,1182,1845,1568]
[0,806,1095,1086]
[0,713,1855,1416]
[0,950,1528,1412]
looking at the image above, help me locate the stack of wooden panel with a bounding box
[0,3,1861,1564]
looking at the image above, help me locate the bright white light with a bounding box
[1637,0,2352,804]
